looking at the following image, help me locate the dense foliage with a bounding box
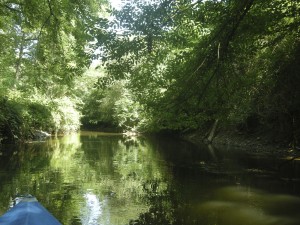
[89,0,300,146]
[1,0,300,146]
[0,0,106,142]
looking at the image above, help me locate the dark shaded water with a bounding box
[0,131,300,225]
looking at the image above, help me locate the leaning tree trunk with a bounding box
[15,32,25,88]
[207,119,219,143]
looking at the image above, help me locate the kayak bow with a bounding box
[0,196,62,225]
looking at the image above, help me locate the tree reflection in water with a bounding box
[0,132,300,225]
[0,132,171,224]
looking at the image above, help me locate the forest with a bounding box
[0,0,299,148]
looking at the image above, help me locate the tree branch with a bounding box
[0,3,22,13]
[166,0,256,112]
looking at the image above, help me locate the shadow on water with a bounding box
[0,131,300,225]
[195,186,300,225]
[128,185,300,225]
[124,137,300,225]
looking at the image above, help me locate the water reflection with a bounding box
[48,132,166,224]
[0,132,300,225]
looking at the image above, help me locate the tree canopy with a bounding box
[1,0,300,146]
[0,0,106,142]
[89,0,300,145]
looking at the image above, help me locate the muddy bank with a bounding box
[183,129,297,159]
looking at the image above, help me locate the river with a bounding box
[0,131,300,225]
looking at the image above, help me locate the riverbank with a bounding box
[183,128,297,159]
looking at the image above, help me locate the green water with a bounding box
[0,131,300,225]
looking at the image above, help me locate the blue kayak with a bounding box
[0,196,62,225]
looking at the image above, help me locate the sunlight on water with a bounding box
[82,192,104,225]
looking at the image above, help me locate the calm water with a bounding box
[0,131,300,225]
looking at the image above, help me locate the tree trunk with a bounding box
[207,119,219,143]
[15,32,25,87]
